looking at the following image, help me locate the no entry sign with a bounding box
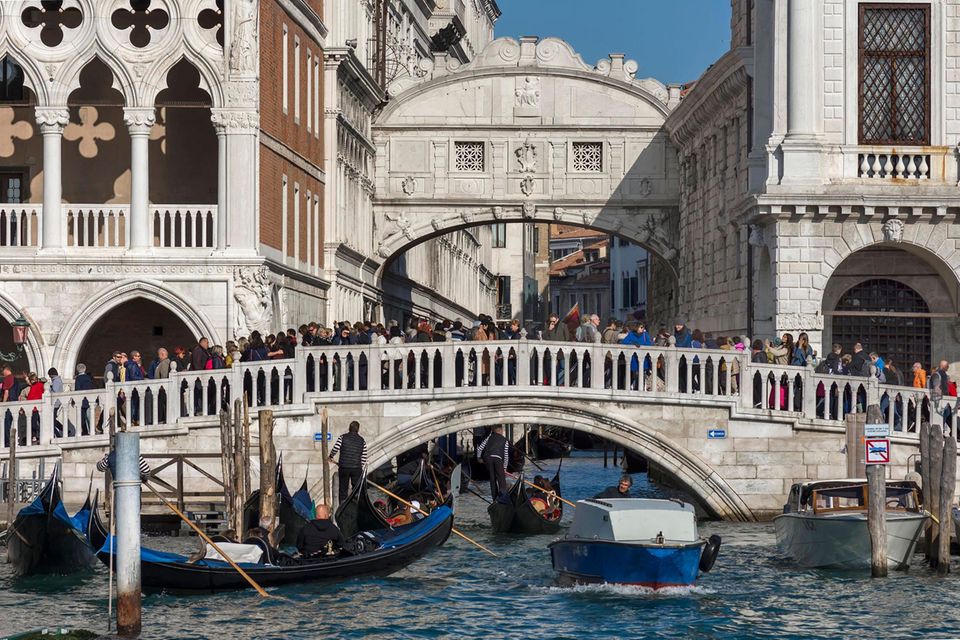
[865,438,890,465]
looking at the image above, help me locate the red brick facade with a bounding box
[259,0,325,268]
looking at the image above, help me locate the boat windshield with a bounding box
[810,485,919,514]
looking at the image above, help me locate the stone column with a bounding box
[217,110,259,254]
[211,111,228,251]
[35,108,69,251]
[780,0,823,184]
[124,108,156,251]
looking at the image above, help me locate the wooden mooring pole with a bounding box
[927,424,944,569]
[938,429,956,575]
[5,425,16,530]
[114,431,142,637]
[258,410,278,540]
[321,407,331,506]
[919,421,932,561]
[865,404,887,578]
[218,410,234,535]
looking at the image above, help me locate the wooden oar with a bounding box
[434,450,492,504]
[143,481,271,598]
[365,479,498,558]
[507,473,577,509]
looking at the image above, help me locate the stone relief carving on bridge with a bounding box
[515,139,538,173]
[233,265,274,336]
[777,313,825,332]
[401,176,416,196]
[882,218,905,243]
[515,77,541,109]
[520,175,535,196]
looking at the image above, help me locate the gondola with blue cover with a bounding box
[6,464,96,576]
[242,457,313,545]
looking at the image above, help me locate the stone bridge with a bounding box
[2,340,950,521]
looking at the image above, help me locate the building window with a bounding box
[294,36,301,123]
[496,275,511,305]
[572,142,603,172]
[621,275,629,308]
[313,58,321,137]
[491,223,506,248]
[306,50,312,133]
[282,26,288,114]
[454,142,484,172]
[0,58,24,103]
[281,175,288,258]
[0,172,24,203]
[532,226,540,253]
[859,4,930,145]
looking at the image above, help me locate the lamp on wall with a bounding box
[0,314,30,362]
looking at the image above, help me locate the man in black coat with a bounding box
[593,474,633,499]
[477,425,509,500]
[296,504,347,558]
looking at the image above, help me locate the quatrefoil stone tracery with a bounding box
[198,0,224,47]
[111,0,169,48]
[21,1,83,47]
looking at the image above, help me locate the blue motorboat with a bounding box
[549,498,720,589]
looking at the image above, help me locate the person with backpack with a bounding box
[930,360,955,426]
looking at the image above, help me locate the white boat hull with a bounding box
[774,512,927,569]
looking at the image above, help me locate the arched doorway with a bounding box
[75,298,196,382]
[831,279,931,370]
[823,246,958,370]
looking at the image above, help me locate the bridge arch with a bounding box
[365,398,755,522]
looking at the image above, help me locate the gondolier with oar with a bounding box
[477,426,509,500]
[329,421,367,503]
[96,449,152,480]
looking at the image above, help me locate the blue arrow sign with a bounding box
[314,433,332,442]
[708,429,726,439]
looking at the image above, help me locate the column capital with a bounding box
[210,108,259,133]
[123,107,156,135]
[34,107,69,133]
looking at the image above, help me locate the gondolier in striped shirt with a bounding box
[477,426,510,500]
[96,450,152,481]
[329,420,367,503]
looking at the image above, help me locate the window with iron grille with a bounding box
[572,142,603,172]
[858,4,930,145]
[454,141,485,172]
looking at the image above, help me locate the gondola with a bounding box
[94,504,454,593]
[488,468,563,535]
[334,470,391,538]
[242,458,313,546]
[6,464,96,575]
[515,432,572,461]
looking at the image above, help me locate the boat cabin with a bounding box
[568,498,698,543]
[783,480,922,515]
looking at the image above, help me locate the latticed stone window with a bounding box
[572,142,603,172]
[454,141,485,172]
[858,4,930,145]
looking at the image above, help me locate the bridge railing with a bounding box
[0,339,949,456]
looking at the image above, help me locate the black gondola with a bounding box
[6,465,96,576]
[334,470,390,538]
[94,505,454,593]
[487,468,563,535]
[515,432,572,461]
[242,459,313,546]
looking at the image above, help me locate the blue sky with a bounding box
[494,0,731,84]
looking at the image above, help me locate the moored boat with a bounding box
[774,479,927,570]
[242,460,313,546]
[488,471,563,535]
[6,465,96,576]
[95,505,454,593]
[549,498,720,589]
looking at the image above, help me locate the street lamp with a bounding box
[0,314,30,362]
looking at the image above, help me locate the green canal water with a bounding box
[2,452,960,639]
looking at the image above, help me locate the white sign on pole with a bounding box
[865,423,890,438]
[865,438,890,465]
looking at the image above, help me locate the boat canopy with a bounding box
[568,498,697,543]
[795,480,920,507]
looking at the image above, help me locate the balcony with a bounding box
[0,204,217,251]
[843,145,956,184]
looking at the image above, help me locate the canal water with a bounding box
[2,452,960,639]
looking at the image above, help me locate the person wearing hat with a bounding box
[593,474,633,499]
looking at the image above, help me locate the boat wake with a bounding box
[532,583,714,598]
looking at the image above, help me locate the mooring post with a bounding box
[938,431,956,575]
[114,431,142,636]
[6,425,17,530]
[928,425,944,568]
[258,409,277,540]
[919,421,932,561]
[865,404,886,578]
[321,407,330,506]
[603,441,608,468]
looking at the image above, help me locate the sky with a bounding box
[494,0,732,85]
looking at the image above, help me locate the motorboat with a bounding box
[549,498,720,589]
[774,479,927,570]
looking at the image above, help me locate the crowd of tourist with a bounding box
[2,312,956,446]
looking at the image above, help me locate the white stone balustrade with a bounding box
[65,205,130,249]
[152,206,217,249]
[0,205,41,248]
[0,340,945,460]
[858,151,931,180]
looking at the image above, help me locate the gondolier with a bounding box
[329,421,368,502]
[96,449,152,481]
[477,426,509,500]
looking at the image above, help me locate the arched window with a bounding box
[832,279,931,369]
[0,57,24,102]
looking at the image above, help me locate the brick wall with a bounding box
[259,0,325,268]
